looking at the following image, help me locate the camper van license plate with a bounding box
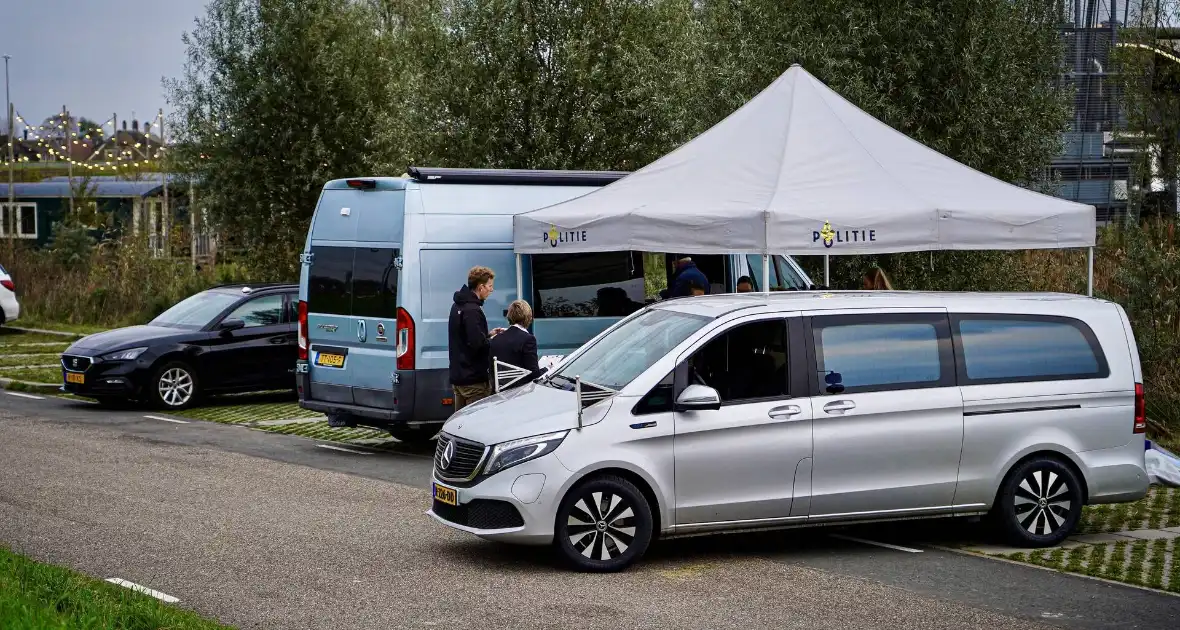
[433,483,458,506]
[315,352,345,368]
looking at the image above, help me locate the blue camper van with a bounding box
[295,167,814,442]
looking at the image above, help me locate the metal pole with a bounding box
[761,254,771,293]
[1087,246,1095,297]
[160,109,169,257]
[515,253,524,301]
[64,105,73,215]
[823,255,830,287]
[4,55,13,233]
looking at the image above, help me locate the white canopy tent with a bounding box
[512,64,1098,294]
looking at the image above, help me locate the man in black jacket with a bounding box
[490,299,541,391]
[448,266,503,411]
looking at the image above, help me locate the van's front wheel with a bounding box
[554,475,653,572]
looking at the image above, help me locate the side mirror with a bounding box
[824,370,845,394]
[675,384,721,412]
[218,318,246,334]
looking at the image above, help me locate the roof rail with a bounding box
[207,282,297,292]
[407,166,629,187]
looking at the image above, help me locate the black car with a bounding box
[61,284,299,409]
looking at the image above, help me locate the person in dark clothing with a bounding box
[735,276,754,293]
[669,257,710,298]
[489,299,541,391]
[448,266,503,411]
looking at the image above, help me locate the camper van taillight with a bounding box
[297,300,309,361]
[396,307,415,371]
[346,179,376,189]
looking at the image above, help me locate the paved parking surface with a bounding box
[1,392,1177,629]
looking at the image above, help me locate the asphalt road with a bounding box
[1,392,1176,629]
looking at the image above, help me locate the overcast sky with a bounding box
[3,0,207,130]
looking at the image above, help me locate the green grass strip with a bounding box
[0,545,232,630]
[1126,495,1148,531]
[1065,546,1087,573]
[1146,539,1167,590]
[1084,543,1107,577]
[1165,488,1180,530]
[0,354,60,368]
[3,344,70,355]
[1169,539,1180,593]
[0,367,60,385]
[1102,541,1129,582]
[1126,540,1148,585]
[1146,488,1167,531]
[1081,503,1109,533]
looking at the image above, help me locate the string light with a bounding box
[4,108,170,168]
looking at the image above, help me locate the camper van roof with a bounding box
[406,166,629,187]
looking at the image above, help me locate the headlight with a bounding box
[483,430,569,476]
[103,347,147,362]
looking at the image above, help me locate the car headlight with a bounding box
[483,430,569,476]
[103,347,148,362]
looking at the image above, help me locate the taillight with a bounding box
[1134,382,1146,434]
[396,307,414,370]
[297,300,308,361]
[0,279,13,292]
[346,179,376,189]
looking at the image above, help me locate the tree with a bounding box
[77,117,105,144]
[166,0,414,278]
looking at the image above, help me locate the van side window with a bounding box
[953,315,1109,384]
[688,319,789,402]
[532,252,645,318]
[633,371,674,415]
[352,248,400,318]
[308,246,354,315]
[810,314,954,394]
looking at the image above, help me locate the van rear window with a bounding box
[954,316,1108,384]
[307,245,399,317]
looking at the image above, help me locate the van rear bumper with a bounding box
[297,365,454,428]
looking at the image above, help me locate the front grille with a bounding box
[434,434,486,480]
[433,499,524,530]
[61,355,92,372]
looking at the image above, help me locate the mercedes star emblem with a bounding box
[439,440,455,470]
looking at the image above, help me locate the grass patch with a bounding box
[1079,488,1180,534]
[9,318,109,336]
[0,367,61,385]
[0,330,82,345]
[0,545,232,629]
[0,353,60,368]
[172,396,319,425]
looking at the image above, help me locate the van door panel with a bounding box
[418,248,518,371]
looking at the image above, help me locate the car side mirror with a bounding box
[675,384,721,412]
[824,370,845,394]
[219,318,246,334]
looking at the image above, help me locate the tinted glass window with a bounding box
[285,294,298,323]
[815,322,942,392]
[533,252,645,318]
[746,255,779,291]
[151,291,240,329]
[957,318,1103,382]
[552,309,709,390]
[308,246,354,316]
[633,371,674,415]
[352,247,399,318]
[690,319,788,402]
[226,295,285,328]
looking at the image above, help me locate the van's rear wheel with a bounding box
[993,456,1083,547]
[387,425,437,444]
[554,475,653,572]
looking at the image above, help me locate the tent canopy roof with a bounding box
[513,65,1094,256]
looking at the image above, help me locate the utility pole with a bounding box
[64,105,73,215]
[159,108,169,257]
[4,54,13,239]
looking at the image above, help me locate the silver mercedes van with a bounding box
[427,291,1149,571]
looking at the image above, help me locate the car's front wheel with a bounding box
[554,475,653,572]
[993,456,1083,547]
[150,361,199,410]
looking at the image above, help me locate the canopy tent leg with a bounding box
[1087,247,1094,297]
[516,254,524,301]
[762,255,771,293]
[824,255,830,288]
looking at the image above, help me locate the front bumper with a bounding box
[59,357,146,398]
[426,456,571,545]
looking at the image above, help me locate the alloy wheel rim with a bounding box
[567,490,637,561]
[158,368,194,407]
[1014,469,1073,536]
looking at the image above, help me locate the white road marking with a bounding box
[143,415,189,424]
[316,444,373,455]
[6,392,45,400]
[104,578,180,603]
[829,533,924,553]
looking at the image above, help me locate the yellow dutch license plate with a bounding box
[315,352,345,368]
[65,372,85,384]
[433,483,458,506]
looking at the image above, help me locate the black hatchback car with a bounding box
[61,284,299,409]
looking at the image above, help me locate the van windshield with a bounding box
[551,309,710,390]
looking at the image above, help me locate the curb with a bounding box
[0,326,84,338]
[0,377,62,393]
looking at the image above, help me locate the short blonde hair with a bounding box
[467,266,495,289]
[506,299,533,327]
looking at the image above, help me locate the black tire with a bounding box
[554,475,653,572]
[993,456,1083,547]
[149,361,200,410]
[387,425,437,444]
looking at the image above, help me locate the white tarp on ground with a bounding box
[1146,441,1180,487]
[513,64,1095,256]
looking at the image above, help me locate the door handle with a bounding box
[823,400,856,414]
[357,320,367,342]
[269,336,286,344]
[768,405,802,419]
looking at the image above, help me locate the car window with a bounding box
[552,309,710,390]
[225,295,285,328]
[308,245,354,316]
[533,251,645,318]
[956,317,1107,383]
[285,294,298,323]
[812,318,947,393]
[746,255,780,291]
[688,319,789,402]
[633,371,674,415]
[151,291,241,329]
